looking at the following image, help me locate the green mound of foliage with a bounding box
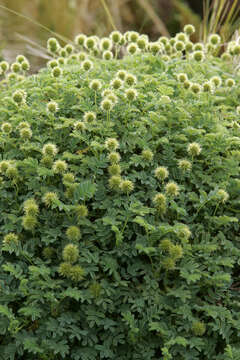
[1,28,240,360]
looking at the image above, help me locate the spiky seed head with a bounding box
[84,36,96,50]
[215,189,229,203]
[3,233,19,245]
[59,262,72,277]
[221,52,231,61]
[83,111,96,123]
[210,76,222,87]
[125,73,137,86]
[41,156,53,167]
[42,192,59,207]
[0,61,9,72]
[125,88,138,101]
[194,43,204,51]
[155,166,169,181]
[81,60,93,72]
[141,149,153,161]
[51,66,62,78]
[110,30,122,44]
[109,175,122,190]
[22,215,37,231]
[100,37,112,51]
[23,199,39,217]
[183,24,195,35]
[233,45,240,55]
[101,89,112,97]
[185,41,193,52]
[176,225,191,242]
[106,93,118,104]
[75,34,86,46]
[100,98,113,112]
[21,60,30,71]
[77,51,87,62]
[165,182,179,197]
[66,226,81,242]
[48,60,58,69]
[159,36,168,45]
[183,80,191,89]
[137,36,148,50]
[192,321,206,336]
[190,82,202,94]
[127,43,139,55]
[108,152,121,164]
[178,159,192,172]
[108,164,121,176]
[202,81,214,93]
[42,143,58,157]
[52,160,68,174]
[74,204,88,218]
[162,55,170,62]
[225,78,235,87]
[176,32,188,43]
[20,127,32,140]
[162,257,176,271]
[47,101,59,113]
[58,57,65,66]
[47,37,59,53]
[11,62,21,73]
[153,193,166,208]
[169,244,183,260]
[16,55,26,63]
[174,41,185,52]
[0,160,10,173]
[89,79,102,91]
[187,142,202,157]
[116,70,127,80]
[102,50,113,60]
[1,122,12,134]
[193,50,204,62]
[63,244,79,263]
[105,138,119,151]
[59,48,67,58]
[74,121,86,131]
[42,246,55,259]
[209,34,221,46]
[120,179,134,194]
[159,238,173,252]
[6,165,18,179]
[69,265,85,281]
[149,42,162,54]
[65,44,74,54]
[13,89,26,104]
[110,78,123,90]
[177,73,188,83]
[63,172,75,184]
[161,95,171,103]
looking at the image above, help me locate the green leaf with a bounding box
[73,181,97,201]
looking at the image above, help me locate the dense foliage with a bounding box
[1,28,240,360]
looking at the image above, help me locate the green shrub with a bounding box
[1,26,240,360]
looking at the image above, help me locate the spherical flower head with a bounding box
[74,121,86,131]
[169,244,183,260]
[161,95,171,103]
[221,52,231,61]
[89,79,102,91]
[187,142,202,157]
[105,138,119,151]
[190,83,202,94]
[0,61,9,73]
[137,36,148,50]
[0,160,10,174]
[20,127,32,140]
[100,98,113,112]
[63,172,75,184]
[209,34,221,46]
[183,80,191,90]
[159,36,168,45]
[11,62,21,73]
[210,76,222,88]
[42,246,55,259]
[174,41,185,52]
[51,66,62,78]
[108,164,121,176]
[75,33,86,46]
[3,233,19,245]
[23,198,39,217]
[193,50,204,62]
[22,215,37,231]
[162,257,176,271]
[111,78,123,90]
[153,193,167,209]
[109,175,122,190]
[81,59,93,72]
[16,55,26,64]
[58,262,72,277]
[155,166,169,181]
[192,321,206,336]
[225,78,235,87]
[102,51,113,60]
[233,44,240,55]
[202,81,214,93]
[106,93,118,104]
[101,88,112,97]
[164,43,172,53]
[178,159,192,172]
[42,143,58,157]
[183,24,195,36]
[42,192,59,207]
[41,155,53,167]
[1,122,12,134]
[66,226,81,242]
[162,55,170,62]
[185,41,193,52]
[165,181,179,197]
[69,265,85,281]
[108,152,121,164]
[77,51,87,62]
[176,225,191,242]
[206,42,214,53]
[159,238,173,252]
[177,73,188,83]
[83,111,96,123]
[58,57,65,66]
[47,37,59,53]
[74,204,88,218]
[194,42,204,51]
[63,243,79,263]
[21,60,30,71]
[52,160,68,174]
[59,48,67,58]
[127,43,139,55]
[13,89,26,105]
[120,179,134,194]
[176,32,188,43]
[125,73,137,86]
[84,36,97,50]
[141,149,153,161]
[110,30,122,44]
[116,69,127,80]
[65,44,74,55]
[215,189,229,203]
[47,101,59,113]
[125,88,138,101]
[48,60,58,69]
[100,37,112,51]
[6,165,18,179]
